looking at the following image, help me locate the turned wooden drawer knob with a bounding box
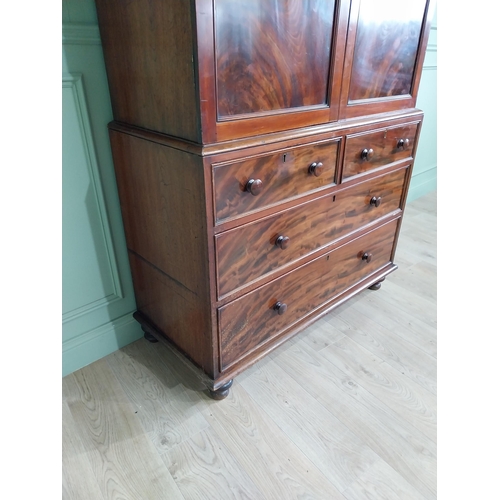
[275,235,290,249]
[397,138,410,150]
[370,196,382,207]
[362,252,373,263]
[245,178,263,196]
[308,162,324,177]
[361,148,374,161]
[273,301,288,315]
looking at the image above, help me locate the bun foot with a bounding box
[208,380,233,400]
[369,278,385,291]
[142,328,159,343]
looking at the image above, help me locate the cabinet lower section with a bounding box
[109,113,419,399]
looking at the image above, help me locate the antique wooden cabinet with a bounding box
[95,0,435,399]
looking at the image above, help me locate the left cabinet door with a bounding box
[196,0,350,142]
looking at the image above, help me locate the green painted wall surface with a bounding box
[62,0,98,24]
[62,0,437,375]
[62,0,142,376]
[409,6,437,202]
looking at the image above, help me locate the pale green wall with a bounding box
[62,0,142,376]
[62,0,437,376]
[409,6,438,202]
[62,0,97,23]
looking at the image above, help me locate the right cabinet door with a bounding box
[340,0,434,119]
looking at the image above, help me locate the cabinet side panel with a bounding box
[128,253,213,373]
[95,0,200,142]
[109,130,214,374]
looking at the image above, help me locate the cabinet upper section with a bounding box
[95,0,435,144]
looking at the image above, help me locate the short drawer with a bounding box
[216,167,407,297]
[218,218,398,370]
[213,139,339,223]
[343,122,419,180]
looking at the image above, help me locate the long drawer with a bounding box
[218,218,399,370]
[212,139,339,223]
[216,166,407,298]
[343,122,419,180]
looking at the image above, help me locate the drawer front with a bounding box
[343,122,419,180]
[213,140,339,223]
[216,167,407,297]
[219,219,398,370]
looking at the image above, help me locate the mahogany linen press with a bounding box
[94,0,435,399]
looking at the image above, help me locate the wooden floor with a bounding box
[62,191,437,500]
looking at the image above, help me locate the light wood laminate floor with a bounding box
[63,191,437,500]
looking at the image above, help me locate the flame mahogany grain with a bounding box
[216,167,407,298]
[339,0,435,119]
[95,0,434,139]
[215,0,336,117]
[343,122,419,180]
[213,140,339,223]
[219,219,399,371]
[349,0,428,101]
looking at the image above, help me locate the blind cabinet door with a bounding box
[198,0,349,141]
[339,0,435,119]
[215,0,335,118]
